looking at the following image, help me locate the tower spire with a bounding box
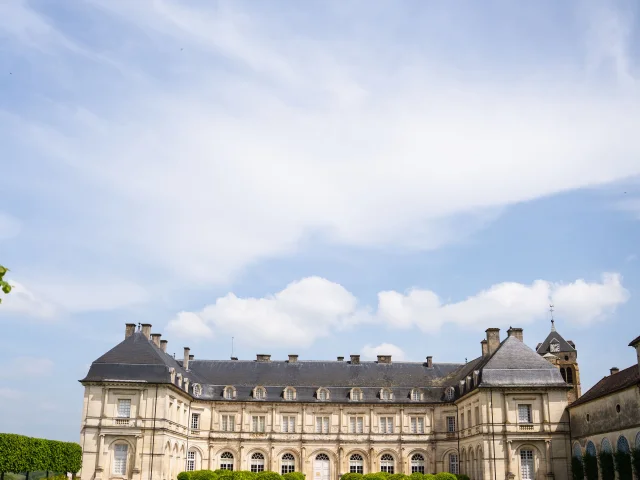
[549,304,556,331]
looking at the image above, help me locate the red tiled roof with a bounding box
[570,364,640,407]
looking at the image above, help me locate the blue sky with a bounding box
[1,0,640,442]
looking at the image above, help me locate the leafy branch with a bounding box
[0,265,11,303]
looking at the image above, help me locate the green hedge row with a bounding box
[178,470,461,480]
[0,434,82,474]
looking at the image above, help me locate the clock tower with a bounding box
[537,319,582,403]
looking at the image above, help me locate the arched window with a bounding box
[316,453,330,461]
[449,453,459,474]
[220,452,234,471]
[250,452,265,473]
[573,444,582,459]
[281,453,295,474]
[411,389,421,401]
[317,388,329,401]
[187,450,197,471]
[602,438,613,453]
[224,386,235,400]
[586,441,597,457]
[284,387,296,401]
[636,432,640,450]
[350,454,364,474]
[254,386,266,400]
[445,387,455,402]
[411,454,425,474]
[520,450,534,480]
[113,444,128,475]
[566,367,574,384]
[351,388,363,401]
[617,436,630,454]
[380,454,394,474]
[381,388,392,401]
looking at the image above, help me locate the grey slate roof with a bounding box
[536,329,575,354]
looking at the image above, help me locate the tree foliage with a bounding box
[0,434,82,474]
[632,449,640,480]
[571,456,584,480]
[614,451,632,480]
[583,453,598,480]
[598,451,615,480]
[0,265,11,303]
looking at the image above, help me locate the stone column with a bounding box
[338,446,344,478]
[545,440,554,479]
[95,434,105,480]
[134,435,143,474]
[506,440,515,480]
[369,447,375,473]
[208,445,213,470]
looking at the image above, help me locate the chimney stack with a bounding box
[426,356,433,368]
[337,356,344,361]
[628,335,640,375]
[141,323,152,340]
[151,333,161,348]
[350,354,360,365]
[507,327,523,342]
[160,339,168,352]
[125,323,136,339]
[189,354,194,361]
[481,340,488,356]
[184,347,190,371]
[610,367,619,375]
[256,354,271,362]
[486,328,500,355]
[288,354,298,363]
[377,355,391,364]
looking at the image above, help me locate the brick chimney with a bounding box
[629,336,640,375]
[426,356,433,368]
[486,328,500,355]
[507,327,523,342]
[377,355,391,364]
[160,339,168,353]
[141,323,152,340]
[151,333,161,347]
[288,354,298,363]
[481,340,488,357]
[125,323,136,339]
[337,356,344,361]
[183,347,190,371]
[350,354,360,365]
[610,367,619,375]
[256,354,271,362]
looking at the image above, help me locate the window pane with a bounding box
[114,444,128,475]
[117,399,131,418]
[518,405,532,423]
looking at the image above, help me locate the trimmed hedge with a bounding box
[598,451,615,480]
[283,473,305,480]
[583,453,598,480]
[571,456,584,480]
[434,474,457,480]
[614,451,632,480]
[632,449,640,479]
[0,434,82,475]
[341,474,363,480]
[455,475,470,480]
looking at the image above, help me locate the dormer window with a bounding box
[284,387,296,401]
[445,386,455,402]
[350,388,363,401]
[223,386,236,400]
[254,386,266,400]
[411,389,422,401]
[380,388,392,401]
[317,388,329,401]
[192,383,202,398]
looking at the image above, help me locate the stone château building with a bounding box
[79,324,576,480]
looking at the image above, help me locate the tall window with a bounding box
[520,450,534,480]
[410,417,424,434]
[379,417,394,434]
[187,451,196,472]
[349,454,364,474]
[221,414,235,432]
[284,387,295,401]
[252,415,266,432]
[447,416,456,432]
[317,389,329,401]
[250,453,265,473]
[518,405,532,424]
[380,454,394,474]
[113,444,128,475]
[411,454,425,474]
[117,399,131,418]
[316,416,330,433]
[224,387,234,400]
[349,416,364,433]
[254,387,266,400]
[190,413,200,430]
[381,389,391,401]
[411,389,421,401]
[449,454,459,474]
[351,388,362,401]
[282,415,296,433]
[475,406,480,425]
[445,387,455,401]
[461,413,465,429]
[281,453,295,474]
[220,452,234,471]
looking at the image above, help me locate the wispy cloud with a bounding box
[0,356,54,377]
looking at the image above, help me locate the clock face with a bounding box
[550,343,560,353]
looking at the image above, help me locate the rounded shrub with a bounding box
[456,475,470,480]
[434,473,457,480]
[177,473,192,480]
[409,473,424,480]
[341,474,364,480]
[363,474,387,480]
[387,474,408,480]
[192,470,218,480]
[283,473,305,480]
[256,472,283,480]
[231,472,259,480]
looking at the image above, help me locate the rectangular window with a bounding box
[475,406,480,425]
[518,405,532,424]
[467,409,471,427]
[410,417,424,434]
[461,413,465,429]
[316,416,330,433]
[349,416,364,433]
[117,399,131,418]
[447,416,456,432]
[187,451,196,472]
[379,416,394,434]
[252,415,266,432]
[113,444,128,475]
[221,414,235,432]
[191,413,200,430]
[449,454,459,474]
[282,415,296,433]
[520,450,534,480]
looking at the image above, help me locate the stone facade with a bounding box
[79,325,575,480]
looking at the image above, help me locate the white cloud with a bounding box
[0,281,59,319]
[1,2,640,285]
[167,273,629,347]
[0,388,23,400]
[361,343,407,361]
[0,356,54,377]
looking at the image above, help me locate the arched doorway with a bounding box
[314,453,330,480]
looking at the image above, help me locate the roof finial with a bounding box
[549,304,556,331]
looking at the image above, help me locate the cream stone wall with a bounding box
[79,383,571,480]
